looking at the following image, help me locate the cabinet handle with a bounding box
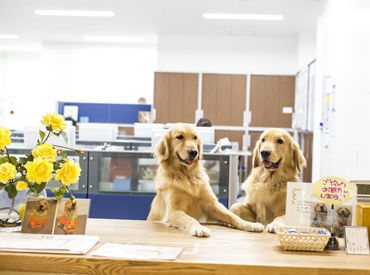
[82,156,87,160]
[82,184,86,188]
[89,185,93,189]
[90,157,94,160]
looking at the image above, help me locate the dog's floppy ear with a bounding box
[197,135,203,161]
[252,138,261,168]
[290,141,306,173]
[155,130,170,161]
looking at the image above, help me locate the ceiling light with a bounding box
[82,36,144,43]
[203,13,284,21]
[34,10,115,17]
[0,34,19,39]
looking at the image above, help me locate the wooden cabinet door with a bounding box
[202,73,246,146]
[153,72,198,123]
[250,75,295,128]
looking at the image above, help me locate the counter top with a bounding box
[0,219,369,274]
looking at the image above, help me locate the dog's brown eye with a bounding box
[176,135,184,140]
[261,138,265,142]
[277,138,284,144]
[193,136,197,140]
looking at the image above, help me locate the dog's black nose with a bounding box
[188,149,198,158]
[320,205,325,212]
[261,150,271,158]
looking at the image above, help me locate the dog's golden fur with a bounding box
[147,124,264,237]
[231,128,306,233]
[334,206,351,237]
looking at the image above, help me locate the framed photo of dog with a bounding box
[21,198,90,235]
[285,182,357,237]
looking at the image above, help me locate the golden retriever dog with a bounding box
[147,124,264,237]
[28,198,49,229]
[312,202,330,230]
[334,206,351,237]
[58,200,78,234]
[230,128,306,233]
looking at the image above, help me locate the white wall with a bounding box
[312,0,370,181]
[157,34,298,74]
[0,41,157,129]
[297,31,316,70]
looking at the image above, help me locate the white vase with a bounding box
[0,188,47,227]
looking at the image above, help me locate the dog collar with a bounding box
[32,213,46,220]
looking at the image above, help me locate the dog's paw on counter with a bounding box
[266,221,284,233]
[241,221,265,232]
[188,224,211,238]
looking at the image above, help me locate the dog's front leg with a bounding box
[266,215,285,233]
[165,210,211,237]
[207,201,264,232]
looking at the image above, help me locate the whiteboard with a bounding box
[292,67,309,130]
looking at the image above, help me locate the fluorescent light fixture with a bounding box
[203,13,284,21]
[34,10,115,17]
[83,36,144,43]
[0,34,19,39]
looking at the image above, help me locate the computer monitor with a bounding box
[24,126,76,149]
[134,123,165,138]
[78,123,117,142]
[194,126,215,144]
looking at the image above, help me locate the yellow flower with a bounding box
[55,159,81,185]
[0,162,17,184]
[41,112,66,131]
[16,181,28,191]
[25,157,53,184]
[0,127,11,150]
[32,143,57,162]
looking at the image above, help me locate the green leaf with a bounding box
[54,190,65,200]
[5,182,17,199]
[0,157,8,164]
[39,130,46,141]
[54,132,61,137]
[19,157,28,165]
[46,126,52,132]
[35,181,47,194]
[9,156,17,166]
[53,161,61,171]
[62,151,67,159]
[61,131,68,144]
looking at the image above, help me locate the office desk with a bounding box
[0,219,369,275]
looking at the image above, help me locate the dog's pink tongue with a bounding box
[187,159,194,165]
[263,161,272,168]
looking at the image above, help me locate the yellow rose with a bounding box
[41,112,66,131]
[55,159,81,185]
[16,181,28,191]
[0,127,11,150]
[25,157,53,184]
[0,162,17,184]
[32,143,57,162]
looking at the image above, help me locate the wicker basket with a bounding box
[277,226,331,252]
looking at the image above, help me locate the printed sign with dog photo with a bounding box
[286,182,357,236]
[21,198,58,234]
[21,198,90,235]
[53,198,90,235]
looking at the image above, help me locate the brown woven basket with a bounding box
[277,226,330,252]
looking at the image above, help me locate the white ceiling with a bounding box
[0,0,325,42]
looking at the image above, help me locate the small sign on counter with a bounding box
[344,226,369,255]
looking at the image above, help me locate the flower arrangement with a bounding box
[0,112,83,205]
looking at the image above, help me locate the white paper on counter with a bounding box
[91,243,184,260]
[0,233,99,254]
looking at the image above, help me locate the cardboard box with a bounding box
[356,204,370,242]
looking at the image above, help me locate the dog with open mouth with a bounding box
[230,128,306,233]
[147,123,264,237]
[57,200,78,234]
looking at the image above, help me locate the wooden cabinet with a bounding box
[153,72,198,123]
